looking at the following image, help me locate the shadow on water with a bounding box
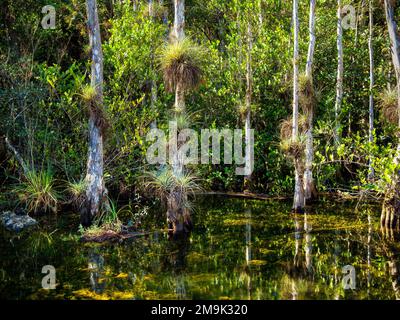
[1,195,400,300]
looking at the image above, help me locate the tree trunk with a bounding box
[173,0,185,41]
[335,0,344,143]
[148,0,154,16]
[168,0,191,236]
[292,0,305,213]
[244,21,253,192]
[149,0,158,129]
[368,0,374,180]
[382,0,400,231]
[82,0,107,227]
[304,0,317,201]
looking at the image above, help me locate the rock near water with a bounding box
[0,211,38,232]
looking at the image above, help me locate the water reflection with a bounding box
[88,250,105,294]
[285,212,314,300]
[245,207,252,300]
[1,196,400,300]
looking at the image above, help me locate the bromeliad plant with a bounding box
[141,166,202,234]
[13,169,60,214]
[158,37,206,94]
[66,178,86,210]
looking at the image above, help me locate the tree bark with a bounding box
[149,0,158,129]
[292,0,305,212]
[335,0,344,143]
[168,0,191,236]
[368,0,374,180]
[244,21,253,192]
[304,0,317,201]
[82,0,107,227]
[382,0,400,231]
[173,0,185,41]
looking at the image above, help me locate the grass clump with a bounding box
[299,73,316,115]
[81,84,97,104]
[141,166,202,202]
[81,84,110,135]
[159,37,206,92]
[280,114,309,141]
[79,199,124,241]
[280,136,307,159]
[379,87,398,125]
[66,178,86,209]
[14,169,60,214]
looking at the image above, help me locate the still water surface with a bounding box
[1,196,399,299]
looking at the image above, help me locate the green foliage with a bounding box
[1,0,399,201]
[13,169,60,214]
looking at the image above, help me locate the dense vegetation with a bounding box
[1,0,400,236]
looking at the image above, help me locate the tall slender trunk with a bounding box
[258,0,263,26]
[168,0,191,236]
[173,0,185,115]
[244,21,253,191]
[381,0,400,231]
[148,0,154,16]
[82,0,107,227]
[173,0,185,41]
[335,0,344,143]
[304,0,316,201]
[292,0,304,212]
[368,0,374,180]
[149,0,158,129]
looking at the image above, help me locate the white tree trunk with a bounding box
[292,0,304,212]
[84,0,106,226]
[368,0,374,180]
[381,0,400,231]
[173,0,185,41]
[304,0,316,200]
[148,0,154,17]
[305,0,316,78]
[149,0,158,129]
[244,21,253,191]
[335,0,344,142]
[384,0,400,128]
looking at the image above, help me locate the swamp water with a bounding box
[1,195,400,300]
